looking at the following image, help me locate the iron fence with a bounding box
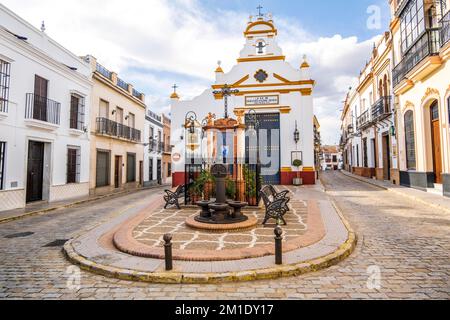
[371,96,392,122]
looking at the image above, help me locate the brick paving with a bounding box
[133,201,307,251]
[0,172,449,299]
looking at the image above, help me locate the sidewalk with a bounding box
[340,170,450,214]
[0,184,170,224]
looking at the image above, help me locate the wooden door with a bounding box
[382,134,391,181]
[34,75,48,121]
[114,156,122,189]
[431,102,442,184]
[26,141,44,203]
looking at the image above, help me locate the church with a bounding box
[170,10,316,187]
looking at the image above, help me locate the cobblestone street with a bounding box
[0,172,449,300]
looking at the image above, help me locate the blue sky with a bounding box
[2,0,392,145]
[200,0,391,40]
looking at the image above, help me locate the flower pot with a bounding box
[293,178,303,186]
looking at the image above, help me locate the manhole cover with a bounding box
[43,239,68,247]
[4,232,34,239]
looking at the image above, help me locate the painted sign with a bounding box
[245,95,279,106]
[172,153,181,162]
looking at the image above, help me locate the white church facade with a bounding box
[170,13,316,187]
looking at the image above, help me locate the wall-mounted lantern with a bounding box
[294,121,300,144]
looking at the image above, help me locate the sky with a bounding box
[1,0,391,145]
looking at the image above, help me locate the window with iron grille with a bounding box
[404,110,417,170]
[167,162,171,177]
[0,60,11,113]
[127,153,136,183]
[70,94,85,130]
[67,147,81,184]
[0,142,5,190]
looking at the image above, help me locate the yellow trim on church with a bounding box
[233,106,291,114]
[237,56,285,63]
[244,20,277,36]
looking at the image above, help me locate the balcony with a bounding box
[441,11,450,47]
[356,110,371,131]
[393,29,441,87]
[96,117,141,143]
[132,88,142,99]
[117,78,129,91]
[25,93,60,130]
[162,142,172,154]
[371,96,392,122]
[95,63,112,80]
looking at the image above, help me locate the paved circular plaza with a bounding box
[133,201,308,251]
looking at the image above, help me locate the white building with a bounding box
[0,4,92,211]
[143,109,163,187]
[320,146,342,171]
[170,13,316,186]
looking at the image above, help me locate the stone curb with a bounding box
[340,170,450,214]
[0,185,169,225]
[63,208,357,284]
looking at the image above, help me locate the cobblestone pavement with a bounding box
[133,201,307,251]
[0,172,449,300]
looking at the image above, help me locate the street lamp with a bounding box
[294,121,300,145]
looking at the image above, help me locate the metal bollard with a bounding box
[274,226,283,265]
[163,234,173,271]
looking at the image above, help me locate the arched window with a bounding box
[404,110,416,170]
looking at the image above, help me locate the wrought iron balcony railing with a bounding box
[393,28,441,87]
[356,109,371,131]
[132,88,142,99]
[95,63,112,80]
[25,93,61,125]
[96,117,141,142]
[117,78,129,91]
[371,96,392,122]
[441,10,450,47]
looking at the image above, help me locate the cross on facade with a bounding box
[172,84,178,93]
[212,84,239,119]
[257,5,263,17]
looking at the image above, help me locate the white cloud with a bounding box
[2,0,381,144]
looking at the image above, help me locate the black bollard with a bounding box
[274,226,283,265]
[163,234,173,271]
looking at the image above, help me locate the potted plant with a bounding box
[243,165,258,206]
[198,170,215,200]
[292,159,303,186]
[225,177,237,201]
[189,180,202,204]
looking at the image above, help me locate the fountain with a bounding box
[194,164,249,225]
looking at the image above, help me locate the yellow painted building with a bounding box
[390,0,450,195]
[83,55,146,195]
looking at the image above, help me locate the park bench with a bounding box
[260,186,290,225]
[164,184,186,209]
[268,185,291,210]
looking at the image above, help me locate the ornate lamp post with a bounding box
[212,84,239,119]
[185,111,198,165]
[294,121,300,145]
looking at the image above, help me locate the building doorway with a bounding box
[157,159,162,185]
[245,113,281,185]
[114,156,122,189]
[26,141,44,203]
[382,133,391,181]
[430,101,442,183]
